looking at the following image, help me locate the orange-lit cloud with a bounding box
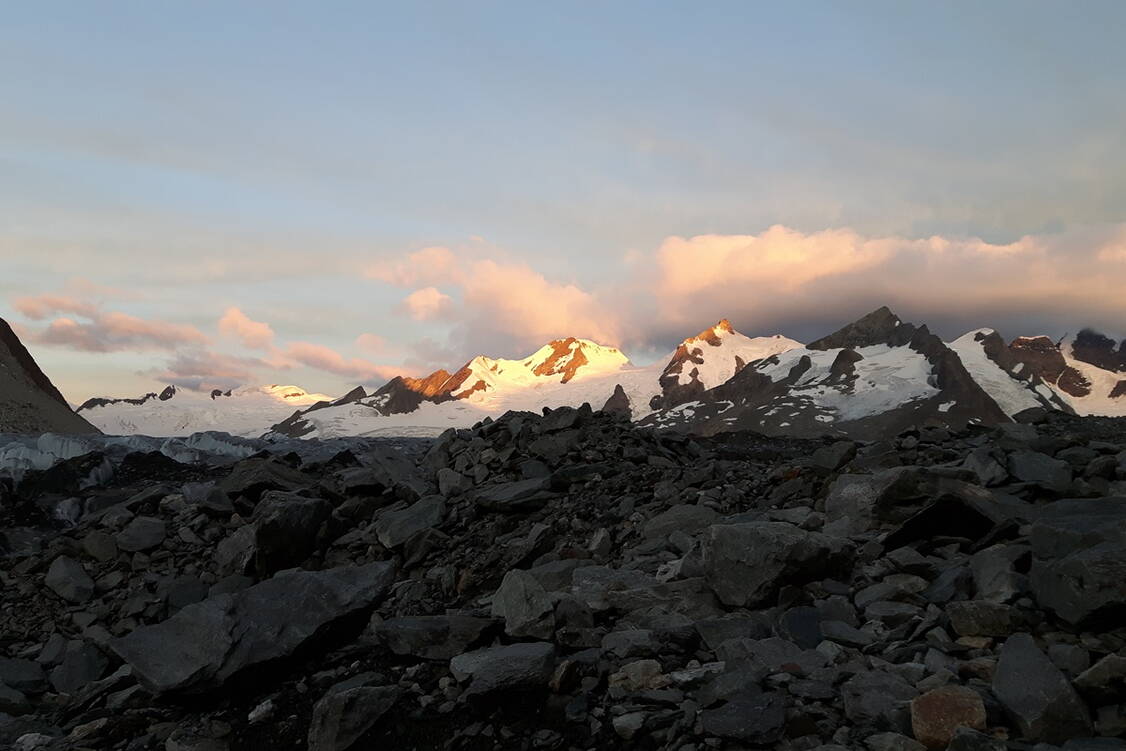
[398,286,454,321]
[218,307,275,349]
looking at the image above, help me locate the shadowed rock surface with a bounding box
[1,404,1124,749]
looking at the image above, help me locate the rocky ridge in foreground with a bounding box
[1,405,1125,750]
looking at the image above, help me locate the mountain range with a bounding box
[3,308,1124,439]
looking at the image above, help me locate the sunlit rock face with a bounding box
[0,317,99,435]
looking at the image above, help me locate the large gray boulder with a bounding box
[826,467,994,535]
[1008,450,1072,494]
[1029,497,1126,625]
[697,522,851,607]
[111,562,396,694]
[491,569,555,639]
[992,633,1093,742]
[474,477,556,511]
[44,556,94,603]
[374,496,445,549]
[643,504,717,540]
[307,685,400,751]
[252,491,331,574]
[449,642,555,698]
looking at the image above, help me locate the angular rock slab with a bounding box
[1029,497,1126,625]
[307,685,400,751]
[449,642,555,698]
[698,522,851,607]
[992,632,1093,743]
[111,562,396,694]
[370,615,497,661]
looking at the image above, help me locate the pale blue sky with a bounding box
[3,2,1124,400]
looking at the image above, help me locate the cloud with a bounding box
[634,223,1126,343]
[366,246,461,287]
[398,287,454,321]
[459,259,620,345]
[283,341,408,382]
[372,225,1126,364]
[371,247,623,357]
[148,350,269,391]
[355,332,389,354]
[33,311,209,352]
[218,307,275,349]
[13,294,101,321]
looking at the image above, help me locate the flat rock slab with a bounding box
[450,642,555,698]
[307,685,400,751]
[111,562,396,695]
[992,632,1093,743]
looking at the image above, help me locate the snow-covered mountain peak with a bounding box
[523,337,629,383]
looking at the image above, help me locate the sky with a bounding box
[2,1,1125,402]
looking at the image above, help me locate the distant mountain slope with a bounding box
[78,384,333,437]
[0,317,99,434]
[639,307,1016,439]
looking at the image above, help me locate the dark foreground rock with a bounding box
[1,407,1124,749]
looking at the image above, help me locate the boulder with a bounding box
[449,642,555,698]
[699,688,786,743]
[842,671,919,732]
[1008,450,1072,493]
[252,491,331,574]
[307,686,400,751]
[219,458,309,503]
[474,477,556,511]
[114,516,166,553]
[48,642,108,695]
[1029,497,1126,625]
[490,569,555,639]
[369,616,496,661]
[811,441,857,471]
[642,504,717,540]
[373,496,445,549]
[44,556,94,603]
[0,659,46,694]
[698,522,851,607]
[910,685,987,750]
[111,562,396,694]
[945,601,1014,637]
[436,468,471,498]
[992,633,1093,742]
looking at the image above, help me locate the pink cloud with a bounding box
[218,307,275,349]
[398,287,454,321]
[355,332,389,354]
[284,341,408,381]
[366,246,461,287]
[13,294,101,321]
[34,312,209,352]
[148,350,268,391]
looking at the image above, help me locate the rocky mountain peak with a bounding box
[806,306,913,351]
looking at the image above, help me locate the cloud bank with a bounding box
[372,223,1126,363]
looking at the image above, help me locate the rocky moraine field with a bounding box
[1,404,1125,751]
